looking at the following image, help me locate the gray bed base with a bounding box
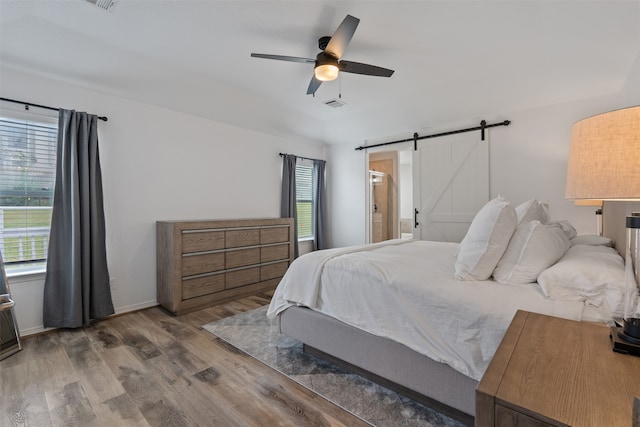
[278,306,477,426]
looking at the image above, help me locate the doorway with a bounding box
[367,150,413,243]
[369,170,391,243]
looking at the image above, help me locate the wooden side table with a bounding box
[476,310,640,427]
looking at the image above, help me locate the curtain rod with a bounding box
[0,97,108,122]
[354,119,510,151]
[279,152,323,162]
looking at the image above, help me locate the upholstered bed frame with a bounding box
[277,201,640,426]
[279,305,478,424]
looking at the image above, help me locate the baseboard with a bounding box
[20,325,54,337]
[20,300,159,337]
[113,300,158,315]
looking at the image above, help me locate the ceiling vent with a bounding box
[324,99,346,108]
[84,0,119,12]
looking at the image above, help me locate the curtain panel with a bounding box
[280,154,299,258]
[313,159,328,251]
[43,109,114,328]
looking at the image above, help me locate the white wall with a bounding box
[1,67,325,335]
[398,150,413,219]
[326,144,367,248]
[327,68,640,247]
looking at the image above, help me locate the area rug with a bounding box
[203,306,465,427]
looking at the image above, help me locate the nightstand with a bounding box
[476,310,640,427]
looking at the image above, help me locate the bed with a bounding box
[266,198,634,425]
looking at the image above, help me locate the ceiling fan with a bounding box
[251,14,394,95]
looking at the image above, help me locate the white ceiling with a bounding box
[1,0,639,146]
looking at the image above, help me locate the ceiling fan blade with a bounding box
[324,15,359,59]
[251,53,315,64]
[307,75,322,95]
[338,60,394,77]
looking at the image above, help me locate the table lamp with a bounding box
[574,199,603,235]
[565,105,640,355]
[624,213,640,342]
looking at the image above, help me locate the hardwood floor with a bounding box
[0,293,370,427]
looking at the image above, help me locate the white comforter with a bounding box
[267,239,586,381]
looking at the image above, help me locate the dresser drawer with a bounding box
[495,404,551,427]
[226,229,260,248]
[261,244,290,263]
[261,261,289,281]
[182,252,225,277]
[226,267,260,289]
[181,230,224,253]
[261,227,290,244]
[226,247,260,269]
[182,273,225,299]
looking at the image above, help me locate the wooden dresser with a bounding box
[156,218,294,315]
[476,310,640,427]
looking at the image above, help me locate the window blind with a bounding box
[295,161,314,239]
[0,117,57,266]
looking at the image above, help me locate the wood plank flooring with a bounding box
[0,293,370,427]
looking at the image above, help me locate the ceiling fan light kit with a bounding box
[314,64,339,81]
[251,14,394,95]
[314,50,341,81]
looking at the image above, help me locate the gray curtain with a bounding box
[280,154,299,258]
[313,159,328,250]
[43,109,113,328]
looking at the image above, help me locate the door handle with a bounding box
[414,208,419,228]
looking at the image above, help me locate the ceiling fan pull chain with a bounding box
[339,74,342,99]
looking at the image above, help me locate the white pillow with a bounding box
[548,220,578,240]
[493,221,570,284]
[455,196,517,280]
[515,199,548,225]
[537,244,627,317]
[570,235,614,247]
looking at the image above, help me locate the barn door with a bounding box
[412,132,489,242]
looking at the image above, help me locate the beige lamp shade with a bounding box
[565,105,640,200]
[574,199,603,207]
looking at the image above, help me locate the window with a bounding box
[0,113,57,274]
[295,159,314,240]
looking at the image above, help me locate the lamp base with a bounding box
[610,326,640,357]
[623,317,640,340]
